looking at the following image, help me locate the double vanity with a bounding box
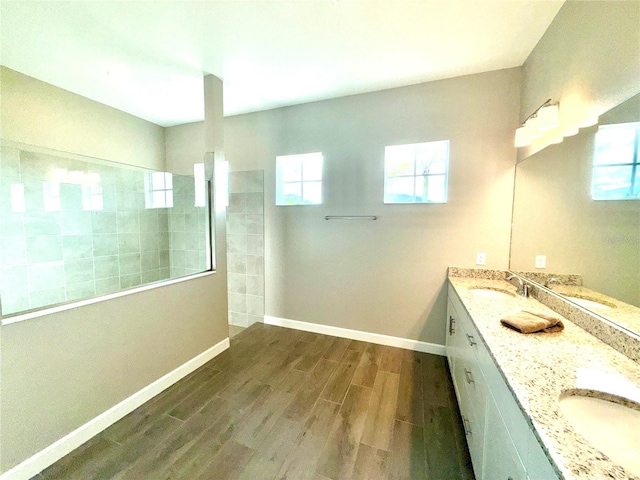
[447,268,640,480]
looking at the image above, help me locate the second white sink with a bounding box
[468,287,515,300]
[559,391,640,477]
[565,296,614,310]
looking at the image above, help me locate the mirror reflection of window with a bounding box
[144,172,174,209]
[10,183,25,212]
[81,185,104,211]
[592,122,640,200]
[42,181,61,211]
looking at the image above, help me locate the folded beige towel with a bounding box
[500,310,564,334]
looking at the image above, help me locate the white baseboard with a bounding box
[264,316,445,356]
[0,337,230,480]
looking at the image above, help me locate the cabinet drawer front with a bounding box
[462,352,487,423]
[453,352,486,411]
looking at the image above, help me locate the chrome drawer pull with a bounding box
[464,368,474,384]
[463,416,472,435]
[449,316,456,335]
[466,334,476,346]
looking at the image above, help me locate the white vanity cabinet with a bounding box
[447,297,486,477]
[447,285,559,480]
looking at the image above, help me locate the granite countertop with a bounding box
[549,284,640,335]
[448,274,640,480]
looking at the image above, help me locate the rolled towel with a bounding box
[500,310,564,334]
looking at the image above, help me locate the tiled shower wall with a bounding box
[226,170,265,327]
[0,145,208,316]
[168,175,208,279]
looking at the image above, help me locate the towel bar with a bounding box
[324,215,377,221]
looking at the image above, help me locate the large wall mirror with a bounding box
[510,93,640,336]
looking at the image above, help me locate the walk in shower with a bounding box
[226,170,265,328]
[0,141,213,318]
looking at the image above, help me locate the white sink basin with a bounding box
[559,391,640,477]
[565,296,614,310]
[468,287,515,300]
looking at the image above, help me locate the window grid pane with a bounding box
[281,157,302,183]
[282,182,302,205]
[594,125,637,166]
[384,176,416,203]
[302,155,323,181]
[592,165,635,200]
[423,174,446,202]
[302,180,322,204]
[385,146,416,177]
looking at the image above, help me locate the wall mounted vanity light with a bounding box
[515,98,600,148]
[514,99,559,147]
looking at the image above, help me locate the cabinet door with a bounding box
[483,397,527,480]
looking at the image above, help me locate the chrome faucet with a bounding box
[506,274,529,297]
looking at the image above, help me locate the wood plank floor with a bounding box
[33,323,474,480]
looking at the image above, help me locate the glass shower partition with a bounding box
[0,141,213,318]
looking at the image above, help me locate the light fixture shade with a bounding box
[525,115,537,129]
[537,104,559,131]
[579,116,599,128]
[524,117,543,139]
[563,126,580,137]
[514,126,531,147]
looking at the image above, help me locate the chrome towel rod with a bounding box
[324,215,378,221]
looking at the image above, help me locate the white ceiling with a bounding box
[0,0,564,127]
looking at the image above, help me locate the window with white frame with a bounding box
[592,122,640,200]
[384,141,450,204]
[276,152,323,205]
[144,172,173,209]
